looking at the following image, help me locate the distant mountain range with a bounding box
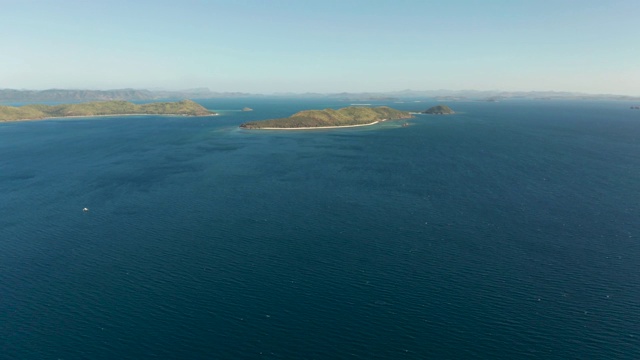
[322,90,640,102]
[1,88,638,103]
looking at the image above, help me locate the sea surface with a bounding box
[1,98,639,359]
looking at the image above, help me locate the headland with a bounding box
[0,100,215,122]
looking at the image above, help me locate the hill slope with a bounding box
[240,106,412,129]
[0,100,214,121]
[421,105,455,114]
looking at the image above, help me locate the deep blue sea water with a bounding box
[1,98,639,359]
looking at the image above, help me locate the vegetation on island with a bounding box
[421,105,455,115]
[0,100,215,121]
[240,106,412,129]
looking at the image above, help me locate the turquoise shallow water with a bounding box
[1,98,639,359]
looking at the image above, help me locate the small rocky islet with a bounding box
[421,105,455,115]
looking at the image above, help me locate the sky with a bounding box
[1,0,639,95]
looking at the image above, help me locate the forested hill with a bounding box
[421,105,455,114]
[0,100,215,121]
[240,106,412,129]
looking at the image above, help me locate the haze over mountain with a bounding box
[1,88,638,104]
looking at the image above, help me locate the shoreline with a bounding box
[246,120,382,130]
[0,112,218,123]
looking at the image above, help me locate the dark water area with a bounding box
[1,98,639,359]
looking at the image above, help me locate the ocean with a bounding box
[1,98,639,359]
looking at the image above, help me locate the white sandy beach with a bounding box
[254,120,382,130]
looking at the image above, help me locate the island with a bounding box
[421,105,455,115]
[240,106,412,129]
[242,107,254,112]
[0,99,215,122]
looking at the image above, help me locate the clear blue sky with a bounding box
[2,0,639,95]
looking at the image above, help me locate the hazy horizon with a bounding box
[3,87,640,98]
[2,0,639,96]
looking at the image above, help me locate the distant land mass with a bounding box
[283,90,640,102]
[0,100,215,122]
[2,88,640,103]
[379,89,640,102]
[422,105,455,115]
[240,106,412,129]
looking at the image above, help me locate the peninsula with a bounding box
[240,106,412,129]
[0,100,215,122]
[421,105,455,115]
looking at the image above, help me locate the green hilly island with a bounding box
[240,106,412,129]
[0,100,214,121]
[421,105,455,115]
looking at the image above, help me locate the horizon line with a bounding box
[2,87,640,98]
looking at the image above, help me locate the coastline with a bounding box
[246,120,382,130]
[0,112,218,123]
